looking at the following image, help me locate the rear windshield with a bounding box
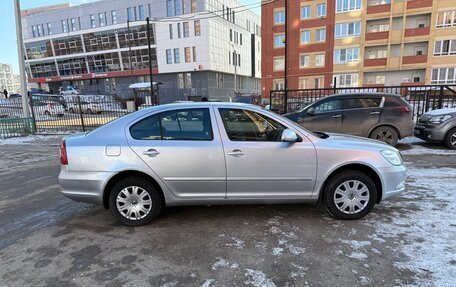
[384,96,406,107]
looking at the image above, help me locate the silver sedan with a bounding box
[58,102,406,226]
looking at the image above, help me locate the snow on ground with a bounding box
[244,269,276,287]
[0,135,63,145]
[366,167,456,286]
[399,137,456,155]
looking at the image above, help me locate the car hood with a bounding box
[424,108,456,116]
[323,132,396,151]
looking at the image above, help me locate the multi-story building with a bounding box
[0,64,21,96]
[262,0,456,98]
[22,0,261,101]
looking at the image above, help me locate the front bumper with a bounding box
[414,124,446,142]
[58,168,115,205]
[377,164,407,201]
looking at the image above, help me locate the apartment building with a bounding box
[22,0,261,101]
[262,0,456,98]
[0,64,21,96]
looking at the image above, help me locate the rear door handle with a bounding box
[143,149,160,157]
[227,149,244,157]
[332,114,342,118]
[370,111,380,115]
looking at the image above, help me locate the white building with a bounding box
[0,64,21,96]
[21,0,261,101]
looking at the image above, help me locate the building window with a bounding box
[317,4,326,17]
[70,18,77,31]
[167,0,173,16]
[62,19,68,33]
[32,26,37,37]
[37,24,43,36]
[367,75,386,85]
[98,13,105,27]
[431,68,456,84]
[138,5,145,20]
[111,11,117,24]
[177,23,182,38]
[300,30,310,44]
[300,54,309,68]
[274,10,285,24]
[166,49,172,64]
[336,74,359,87]
[185,47,191,62]
[314,78,322,89]
[240,33,243,45]
[169,24,173,39]
[175,0,183,15]
[299,78,308,89]
[434,40,456,56]
[316,28,326,42]
[191,0,197,13]
[436,11,456,28]
[335,47,360,63]
[274,34,285,48]
[335,22,361,38]
[194,20,201,36]
[192,46,197,61]
[183,22,189,37]
[174,48,180,63]
[316,54,325,67]
[273,57,284,71]
[273,79,285,90]
[301,5,311,19]
[90,14,96,28]
[47,23,52,35]
[336,0,362,13]
[127,7,135,21]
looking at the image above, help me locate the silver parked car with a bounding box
[414,108,456,149]
[59,103,406,226]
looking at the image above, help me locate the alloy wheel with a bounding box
[375,130,394,145]
[116,186,152,220]
[451,132,456,148]
[333,180,370,215]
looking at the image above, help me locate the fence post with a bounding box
[284,90,288,114]
[76,96,86,132]
[28,95,37,134]
[438,86,444,109]
[333,76,337,94]
[269,90,272,109]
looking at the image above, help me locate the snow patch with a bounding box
[200,279,215,287]
[211,258,239,270]
[0,135,63,145]
[244,269,276,287]
[272,247,284,256]
[347,252,368,260]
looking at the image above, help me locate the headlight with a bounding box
[429,114,452,124]
[380,150,402,166]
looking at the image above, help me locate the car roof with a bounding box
[325,92,401,99]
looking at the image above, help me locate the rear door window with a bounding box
[130,108,213,141]
[314,99,343,113]
[345,98,382,109]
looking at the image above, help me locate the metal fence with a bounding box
[269,85,456,121]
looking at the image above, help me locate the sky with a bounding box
[0,0,260,75]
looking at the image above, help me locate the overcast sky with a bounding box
[0,0,261,74]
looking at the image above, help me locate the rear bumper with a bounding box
[378,164,407,201]
[58,169,114,205]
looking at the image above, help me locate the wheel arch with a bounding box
[102,170,166,209]
[368,124,401,140]
[318,163,383,204]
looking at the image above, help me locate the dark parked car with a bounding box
[284,93,414,146]
[414,108,456,149]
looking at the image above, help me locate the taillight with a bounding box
[60,140,68,165]
[399,105,411,113]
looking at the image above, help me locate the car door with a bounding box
[342,97,383,137]
[216,107,317,199]
[298,98,344,133]
[127,107,226,199]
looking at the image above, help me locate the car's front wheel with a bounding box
[324,170,377,220]
[444,127,456,150]
[109,177,162,226]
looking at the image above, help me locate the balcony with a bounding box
[404,27,430,37]
[364,58,387,67]
[365,31,389,41]
[402,55,428,65]
[407,0,433,10]
[367,4,391,14]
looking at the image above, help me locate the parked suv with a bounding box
[414,108,456,149]
[285,93,414,146]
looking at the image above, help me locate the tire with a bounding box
[109,177,162,226]
[369,126,399,146]
[69,108,74,113]
[44,111,51,117]
[444,127,456,150]
[87,108,93,114]
[324,170,377,220]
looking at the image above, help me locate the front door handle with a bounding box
[227,149,244,157]
[143,149,160,157]
[370,111,380,115]
[332,114,342,118]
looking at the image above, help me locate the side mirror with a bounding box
[281,129,299,143]
[307,107,315,116]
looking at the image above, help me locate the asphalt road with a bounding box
[0,136,455,287]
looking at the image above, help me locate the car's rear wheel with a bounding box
[370,126,399,146]
[324,170,377,220]
[109,177,162,226]
[44,111,51,117]
[69,108,74,113]
[444,127,456,150]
